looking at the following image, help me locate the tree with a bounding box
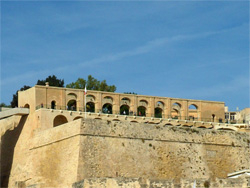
[0,103,11,107]
[37,75,64,87]
[66,75,116,92]
[66,78,86,89]
[11,85,31,108]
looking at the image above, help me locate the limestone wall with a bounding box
[72,177,250,188]
[28,119,82,188]
[77,119,250,182]
[4,118,250,188]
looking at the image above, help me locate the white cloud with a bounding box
[0,27,242,86]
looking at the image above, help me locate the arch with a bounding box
[51,101,56,109]
[156,101,164,108]
[188,104,198,121]
[171,109,179,119]
[137,106,146,116]
[217,128,236,131]
[86,102,95,113]
[148,121,156,124]
[120,105,130,115]
[172,102,181,108]
[197,126,207,129]
[164,123,173,126]
[212,114,216,122]
[68,93,77,98]
[182,124,192,127]
[189,104,198,110]
[67,100,77,111]
[103,96,113,105]
[102,103,112,114]
[112,119,120,121]
[24,104,30,109]
[94,117,102,120]
[121,97,130,102]
[172,103,181,119]
[155,107,162,118]
[104,96,113,99]
[87,94,95,100]
[74,116,83,120]
[53,115,68,127]
[120,97,131,106]
[104,96,113,100]
[130,120,138,123]
[139,100,148,107]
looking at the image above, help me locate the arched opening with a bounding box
[94,117,102,120]
[24,104,30,109]
[183,124,192,127]
[51,101,56,109]
[172,102,181,108]
[131,120,138,123]
[104,96,113,100]
[137,106,146,116]
[148,122,156,124]
[67,100,77,111]
[155,107,162,118]
[164,123,173,126]
[189,104,197,110]
[217,128,235,131]
[53,115,68,127]
[86,102,95,113]
[87,95,95,101]
[171,109,179,119]
[139,100,148,107]
[212,114,216,122]
[103,96,113,103]
[120,105,129,115]
[74,116,83,120]
[171,103,181,119]
[121,97,130,102]
[188,104,198,120]
[156,101,164,108]
[102,103,112,114]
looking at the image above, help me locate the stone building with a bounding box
[225,107,250,125]
[19,84,226,122]
[1,84,250,188]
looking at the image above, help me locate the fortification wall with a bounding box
[77,119,250,183]
[5,118,250,188]
[72,177,250,188]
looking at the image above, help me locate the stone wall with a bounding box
[72,177,250,188]
[4,118,250,187]
[77,119,250,182]
[28,119,82,188]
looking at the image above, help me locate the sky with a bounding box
[1,1,249,111]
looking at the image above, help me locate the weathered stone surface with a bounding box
[76,119,250,182]
[2,117,250,187]
[72,177,250,188]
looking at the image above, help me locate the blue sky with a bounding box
[1,1,249,111]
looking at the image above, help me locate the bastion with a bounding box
[1,85,250,188]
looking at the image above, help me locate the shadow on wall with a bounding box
[1,115,27,187]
